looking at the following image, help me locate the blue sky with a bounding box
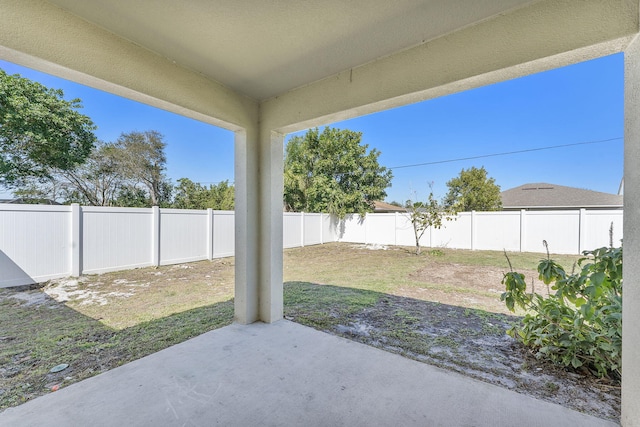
[0,53,624,203]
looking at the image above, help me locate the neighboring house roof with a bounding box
[501,183,623,210]
[0,198,61,205]
[373,201,406,213]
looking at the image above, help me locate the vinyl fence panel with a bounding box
[366,213,397,245]
[338,214,367,243]
[303,213,324,246]
[212,211,235,258]
[522,210,580,254]
[0,204,71,287]
[82,207,154,274]
[322,214,339,243]
[283,213,303,249]
[160,209,208,265]
[582,210,624,251]
[395,213,419,247]
[475,211,521,251]
[431,213,472,249]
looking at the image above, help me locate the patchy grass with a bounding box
[284,281,619,421]
[47,258,234,329]
[2,243,612,419]
[284,243,579,314]
[0,257,235,411]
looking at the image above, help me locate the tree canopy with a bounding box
[0,69,97,187]
[443,166,502,212]
[173,178,234,210]
[284,127,392,217]
[113,130,171,206]
[15,130,174,207]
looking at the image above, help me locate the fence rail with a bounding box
[0,204,623,288]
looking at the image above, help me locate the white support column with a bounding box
[70,203,81,277]
[258,130,284,324]
[623,36,640,427]
[234,128,259,324]
[234,127,284,325]
[301,212,305,247]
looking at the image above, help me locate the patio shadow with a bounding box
[283,281,620,421]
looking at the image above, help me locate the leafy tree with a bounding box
[284,127,392,217]
[207,180,234,210]
[13,131,174,207]
[115,185,150,208]
[113,130,172,206]
[60,142,125,206]
[443,166,502,212]
[15,141,123,206]
[173,178,234,210]
[12,176,66,204]
[0,69,97,187]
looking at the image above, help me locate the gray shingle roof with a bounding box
[374,201,406,213]
[501,183,623,209]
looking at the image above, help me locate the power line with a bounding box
[388,137,623,170]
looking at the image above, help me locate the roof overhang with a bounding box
[1,1,638,132]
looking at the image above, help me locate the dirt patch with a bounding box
[343,294,618,420]
[402,263,549,315]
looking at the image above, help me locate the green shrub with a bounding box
[501,244,622,379]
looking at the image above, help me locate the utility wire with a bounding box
[388,137,623,170]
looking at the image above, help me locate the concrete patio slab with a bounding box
[0,320,618,427]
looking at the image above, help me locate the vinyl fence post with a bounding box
[519,209,526,253]
[70,203,82,277]
[207,208,214,260]
[320,214,324,245]
[152,206,160,267]
[578,208,587,254]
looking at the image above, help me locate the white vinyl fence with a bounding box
[0,204,337,288]
[338,209,623,255]
[0,204,623,288]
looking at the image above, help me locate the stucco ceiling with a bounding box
[47,0,537,101]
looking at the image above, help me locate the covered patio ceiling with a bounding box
[45,0,540,101]
[1,1,640,425]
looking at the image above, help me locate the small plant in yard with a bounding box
[501,242,622,379]
[405,190,454,255]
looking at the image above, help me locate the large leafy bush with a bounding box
[501,244,622,378]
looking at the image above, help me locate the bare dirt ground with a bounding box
[403,263,546,314]
[306,289,621,421]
